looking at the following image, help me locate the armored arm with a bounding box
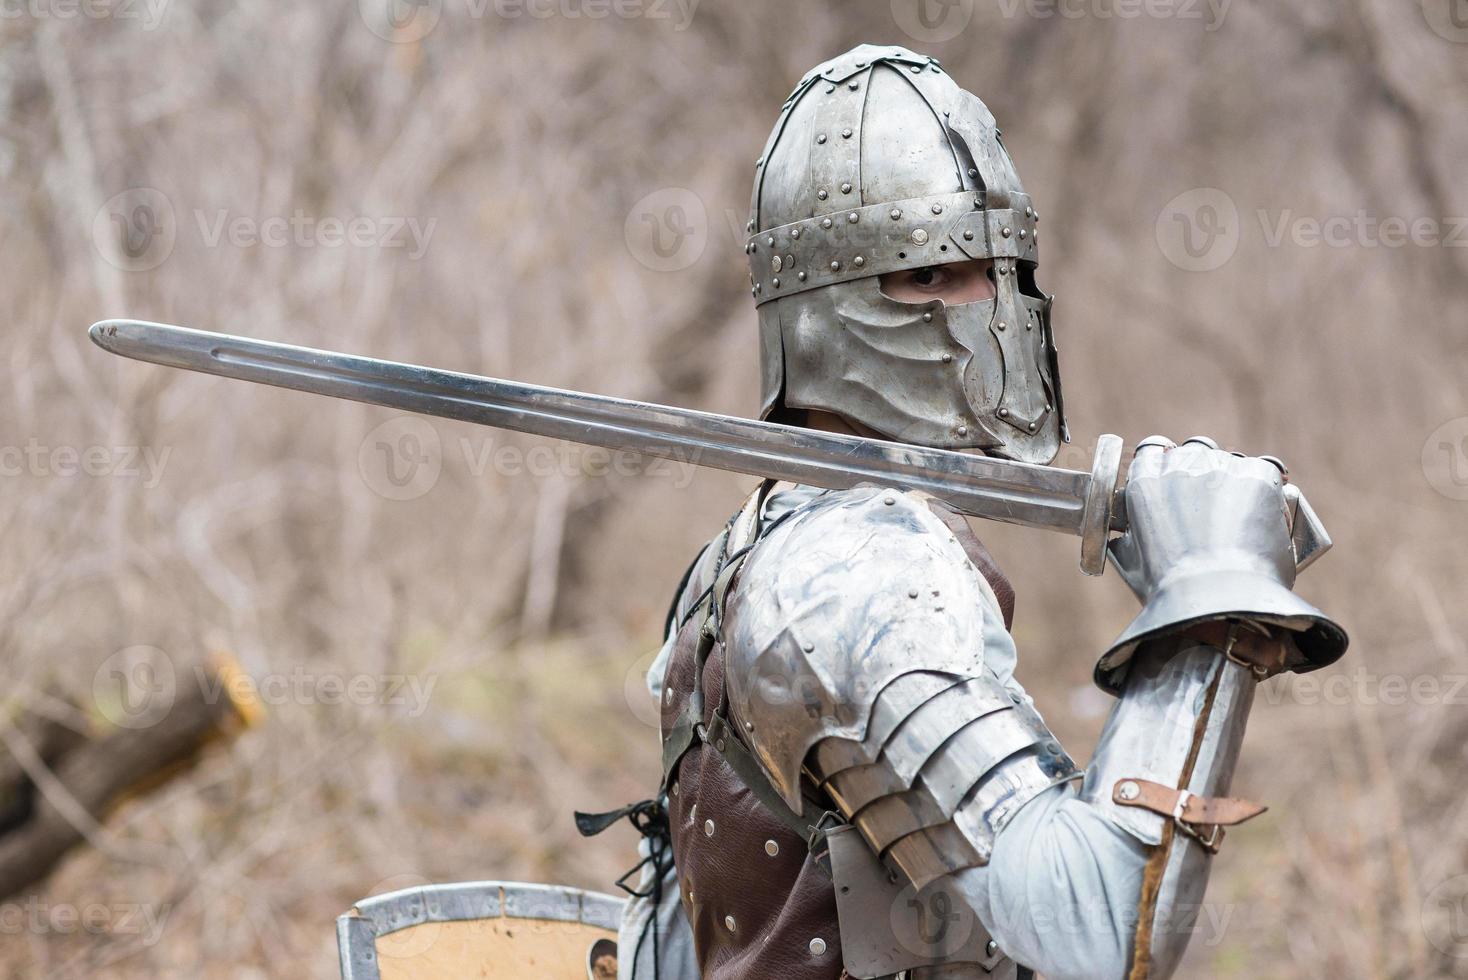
[725,486,1133,978]
[722,448,1344,979]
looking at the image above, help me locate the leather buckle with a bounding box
[1179,620,1286,681]
[1114,778,1266,856]
[1170,790,1224,854]
[1220,623,1273,682]
[807,809,846,853]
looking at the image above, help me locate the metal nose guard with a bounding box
[993,263,1052,432]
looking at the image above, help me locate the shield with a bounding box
[337,881,624,979]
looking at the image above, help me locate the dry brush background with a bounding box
[0,0,1466,976]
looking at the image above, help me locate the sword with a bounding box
[87,319,1330,577]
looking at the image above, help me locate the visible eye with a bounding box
[909,266,949,290]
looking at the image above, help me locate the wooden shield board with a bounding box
[338,881,624,980]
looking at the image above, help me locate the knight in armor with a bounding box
[608,43,1347,980]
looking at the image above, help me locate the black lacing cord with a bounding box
[677,502,807,633]
[611,800,672,980]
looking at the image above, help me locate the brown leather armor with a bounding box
[658,489,1015,979]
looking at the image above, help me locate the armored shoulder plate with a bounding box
[722,485,1000,813]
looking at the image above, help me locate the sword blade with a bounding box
[89,319,1105,541]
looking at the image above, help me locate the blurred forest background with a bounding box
[0,0,1465,976]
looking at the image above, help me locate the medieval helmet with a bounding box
[746,44,1066,464]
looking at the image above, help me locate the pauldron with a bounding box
[719,486,1079,977]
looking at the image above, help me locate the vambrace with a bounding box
[1077,638,1263,978]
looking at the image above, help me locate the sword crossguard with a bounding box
[1078,434,1125,577]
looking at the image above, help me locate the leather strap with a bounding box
[1176,620,1290,680]
[920,495,1017,631]
[1112,777,1267,855]
[702,712,831,853]
[1111,778,1267,827]
[659,621,716,789]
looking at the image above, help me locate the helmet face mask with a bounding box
[747,44,1067,464]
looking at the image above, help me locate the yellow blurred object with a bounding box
[206,650,266,731]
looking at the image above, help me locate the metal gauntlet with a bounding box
[1095,436,1347,694]
[1082,438,1348,977]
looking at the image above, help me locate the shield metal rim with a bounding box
[337,880,626,980]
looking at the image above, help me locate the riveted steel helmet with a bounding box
[746,44,1067,464]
